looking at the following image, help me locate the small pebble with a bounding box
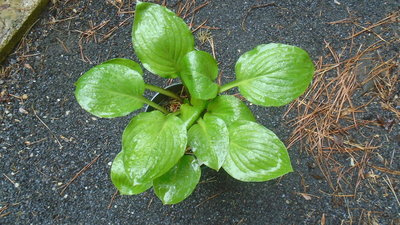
[22,94,28,100]
[350,158,355,167]
[0,80,4,84]
[19,107,29,114]
[14,183,20,188]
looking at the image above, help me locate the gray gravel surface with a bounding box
[1,0,399,224]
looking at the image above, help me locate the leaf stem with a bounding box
[145,84,182,101]
[138,96,169,114]
[219,80,241,93]
[181,104,206,129]
[171,111,181,116]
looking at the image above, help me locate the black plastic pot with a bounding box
[145,83,185,112]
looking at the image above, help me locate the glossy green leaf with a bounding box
[223,120,293,182]
[75,58,145,118]
[122,111,187,185]
[103,58,144,73]
[111,151,152,195]
[206,95,255,126]
[180,50,219,100]
[179,102,206,129]
[179,104,197,125]
[153,155,201,204]
[188,114,229,170]
[235,43,314,106]
[190,98,207,107]
[132,2,194,78]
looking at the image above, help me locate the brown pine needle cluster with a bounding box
[285,10,399,196]
[285,35,398,191]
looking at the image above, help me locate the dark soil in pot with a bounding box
[145,83,187,113]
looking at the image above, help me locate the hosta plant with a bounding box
[75,1,314,204]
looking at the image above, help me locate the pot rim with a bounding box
[144,83,184,112]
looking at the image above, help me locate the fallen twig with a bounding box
[32,107,63,149]
[108,189,119,209]
[241,2,276,31]
[183,1,209,19]
[101,15,133,42]
[195,192,223,208]
[383,176,400,207]
[191,19,208,33]
[60,154,101,195]
[370,165,400,176]
[345,11,399,40]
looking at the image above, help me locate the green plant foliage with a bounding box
[223,120,293,181]
[122,111,187,185]
[111,152,152,195]
[132,1,194,78]
[179,103,205,129]
[207,95,256,126]
[75,58,145,118]
[188,114,229,170]
[75,2,315,204]
[179,50,219,100]
[153,155,201,204]
[235,43,314,106]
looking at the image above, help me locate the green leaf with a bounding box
[75,58,145,118]
[188,114,229,170]
[206,95,255,126]
[180,50,219,100]
[132,2,194,78]
[235,43,314,106]
[103,58,144,74]
[153,155,201,204]
[179,102,206,129]
[190,98,207,107]
[111,151,152,195]
[122,111,187,185]
[223,120,293,182]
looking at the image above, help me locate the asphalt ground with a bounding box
[1,0,399,224]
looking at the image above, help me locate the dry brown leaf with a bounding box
[298,192,312,200]
[321,213,326,225]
